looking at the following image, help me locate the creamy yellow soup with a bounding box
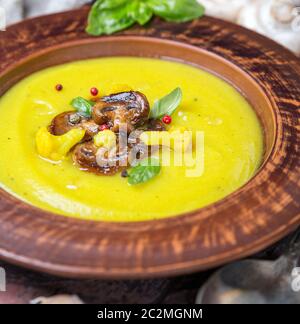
[0,57,263,222]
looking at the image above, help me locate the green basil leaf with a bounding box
[128,157,161,185]
[86,0,135,36]
[86,0,204,36]
[93,0,127,10]
[150,87,183,119]
[70,97,95,117]
[148,0,205,22]
[130,1,153,25]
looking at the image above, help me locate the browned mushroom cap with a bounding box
[140,118,166,132]
[49,111,99,141]
[125,119,165,165]
[92,91,150,133]
[49,111,81,135]
[72,141,126,175]
[80,120,100,140]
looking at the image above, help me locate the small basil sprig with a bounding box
[86,0,205,36]
[149,0,205,23]
[149,87,182,119]
[70,97,95,117]
[128,157,161,185]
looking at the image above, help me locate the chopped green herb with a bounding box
[128,157,161,185]
[70,97,95,118]
[150,87,183,119]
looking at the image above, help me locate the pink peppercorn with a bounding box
[162,115,172,125]
[90,87,99,96]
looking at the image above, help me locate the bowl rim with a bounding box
[0,9,299,278]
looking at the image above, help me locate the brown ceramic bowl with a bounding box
[0,8,300,279]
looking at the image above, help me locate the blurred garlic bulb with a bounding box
[237,0,300,55]
[24,0,91,18]
[196,234,300,304]
[0,0,23,24]
[198,0,251,21]
[30,294,84,304]
[196,258,300,304]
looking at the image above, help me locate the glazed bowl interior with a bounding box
[0,36,275,170]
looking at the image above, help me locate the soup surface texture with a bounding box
[0,57,263,221]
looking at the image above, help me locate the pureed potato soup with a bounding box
[0,57,263,221]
